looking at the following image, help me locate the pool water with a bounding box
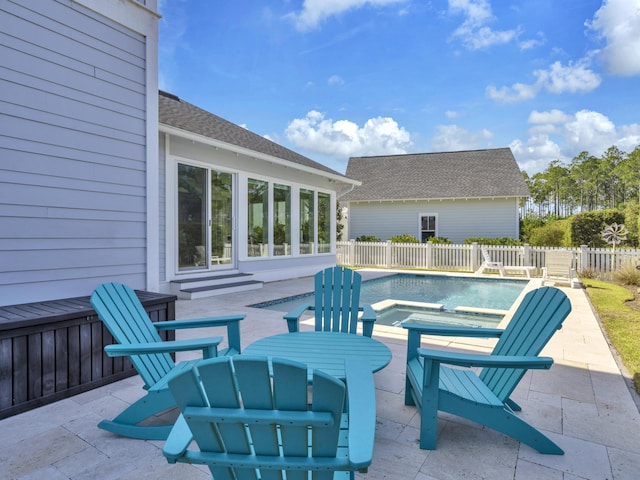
[252,273,526,327]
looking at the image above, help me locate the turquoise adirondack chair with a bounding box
[163,355,376,479]
[403,286,572,454]
[90,282,245,440]
[284,266,376,337]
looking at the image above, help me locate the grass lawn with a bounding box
[582,278,640,393]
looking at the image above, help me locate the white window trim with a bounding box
[418,212,438,242]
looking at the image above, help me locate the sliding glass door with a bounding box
[177,163,234,271]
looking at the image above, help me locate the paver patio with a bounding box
[2,270,639,480]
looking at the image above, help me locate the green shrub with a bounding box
[624,201,640,247]
[355,235,381,242]
[428,236,452,244]
[520,216,546,243]
[569,209,625,247]
[388,234,420,243]
[463,237,522,246]
[527,223,566,247]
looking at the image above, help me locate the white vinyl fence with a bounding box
[336,241,640,281]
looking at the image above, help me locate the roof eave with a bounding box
[345,194,530,203]
[160,123,360,187]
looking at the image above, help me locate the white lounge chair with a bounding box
[476,246,535,278]
[541,250,577,286]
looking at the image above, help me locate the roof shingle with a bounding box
[341,148,530,202]
[158,91,346,178]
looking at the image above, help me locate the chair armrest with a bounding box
[163,414,193,463]
[283,304,313,332]
[417,347,554,370]
[153,314,245,330]
[402,322,504,338]
[359,304,376,337]
[104,336,223,359]
[344,359,375,470]
[154,315,245,354]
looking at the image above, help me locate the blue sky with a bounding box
[158,0,640,176]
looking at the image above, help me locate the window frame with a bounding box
[418,213,438,242]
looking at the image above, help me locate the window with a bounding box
[248,178,268,257]
[176,163,235,271]
[300,189,315,254]
[318,192,331,253]
[246,182,331,257]
[420,214,436,242]
[273,184,291,256]
[211,170,233,265]
[177,164,207,269]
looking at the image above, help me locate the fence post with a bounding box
[349,240,355,266]
[471,243,479,272]
[385,241,392,267]
[580,245,588,274]
[523,243,531,266]
[426,241,433,269]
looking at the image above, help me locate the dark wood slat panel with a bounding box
[0,338,12,409]
[55,328,69,392]
[0,292,176,419]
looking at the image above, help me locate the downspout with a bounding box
[336,182,356,199]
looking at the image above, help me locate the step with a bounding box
[170,273,263,300]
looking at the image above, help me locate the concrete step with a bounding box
[170,273,263,299]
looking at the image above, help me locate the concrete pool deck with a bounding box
[2,269,640,479]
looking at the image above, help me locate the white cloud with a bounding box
[511,108,640,173]
[519,32,545,50]
[449,0,492,26]
[510,136,564,173]
[528,109,572,125]
[431,124,493,151]
[328,74,345,86]
[287,0,407,32]
[448,0,521,50]
[486,82,539,103]
[284,110,412,157]
[535,60,601,94]
[445,110,462,119]
[486,59,601,103]
[564,110,617,153]
[618,124,640,152]
[587,0,640,76]
[526,109,570,136]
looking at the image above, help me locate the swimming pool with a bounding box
[252,273,527,327]
[376,306,504,328]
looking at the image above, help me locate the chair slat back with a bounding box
[90,282,175,387]
[545,250,574,277]
[479,287,571,401]
[315,266,362,334]
[168,356,346,479]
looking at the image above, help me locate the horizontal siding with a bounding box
[348,198,519,243]
[438,199,518,241]
[0,0,148,305]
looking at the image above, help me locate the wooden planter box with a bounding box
[0,291,176,419]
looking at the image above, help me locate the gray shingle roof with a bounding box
[341,148,530,202]
[158,90,347,179]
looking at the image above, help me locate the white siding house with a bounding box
[0,0,159,305]
[341,149,529,244]
[158,92,359,297]
[0,0,358,304]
